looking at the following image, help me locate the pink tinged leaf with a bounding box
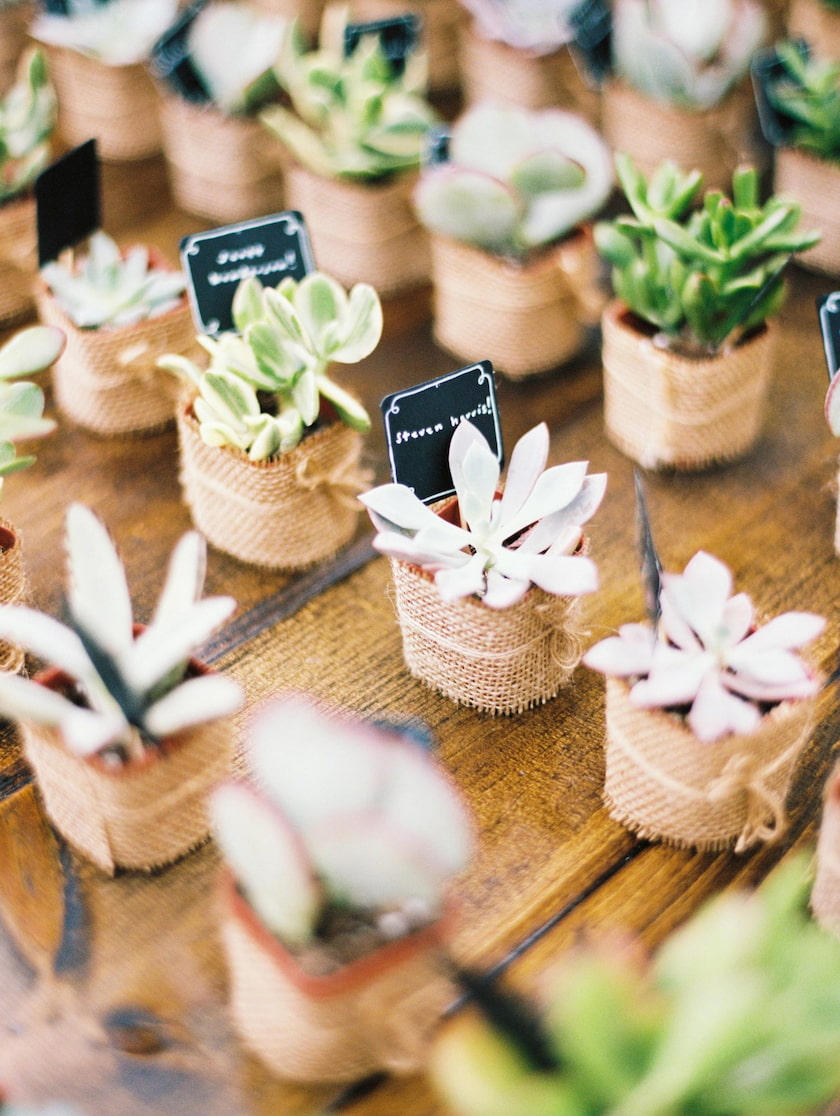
[543,525,584,558]
[515,473,606,554]
[687,673,761,743]
[457,440,500,534]
[435,553,488,601]
[499,461,590,540]
[495,550,598,597]
[719,592,754,647]
[359,483,455,535]
[734,611,826,654]
[61,706,131,757]
[583,623,656,677]
[124,595,236,695]
[144,674,243,737]
[724,670,819,703]
[211,781,323,945]
[448,420,490,507]
[725,647,813,688]
[153,531,208,626]
[371,532,468,570]
[497,422,549,526]
[661,551,733,646]
[630,645,711,708]
[481,569,529,609]
[412,518,474,555]
[659,590,703,653]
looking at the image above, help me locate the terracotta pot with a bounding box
[429,228,602,380]
[812,759,840,934]
[22,663,235,874]
[0,192,38,328]
[773,146,840,277]
[600,301,776,471]
[176,399,369,569]
[787,0,840,58]
[602,676,817,852]
[0,517,27,674]
[218,869,454,1082]
[349,0,467,93]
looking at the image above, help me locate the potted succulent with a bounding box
[413,101,612,379]
[29,0,177,161]
[348,0,467,95]
[594,156,819,470]
[430,857,840,1116]
[359,419,606,714]
[35,229,197,436]
[159,270,379,570]
[604,0,767,192]
[212,695,474,1082]
[787,0,840,58]
[155,1,287,223]
[583,548,824,851]
[0,503,242,874]
[261,3,440,296]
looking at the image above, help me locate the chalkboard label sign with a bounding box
[818,292,840,381]
[344,14,420,75]
[35,139,100,266]
[381,361,502,503]
[42,0,112,12]
[150,0,211,103]
[568,0,612,83]
[180,211,315,335]
[750,41,808,147]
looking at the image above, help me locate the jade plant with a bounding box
[360,420,606,609]
[30,0,179,66]
[765,39,840,160]
[431,855,840,1116]
[211,696,473,948]
[40,230,187,330]
[611,0,767,109]
[594,154,820,353]
[159,270,379,459]
[260,4,439,180]
[413,102,613,262]
[0,504,242,763]
[458,0,580,53]
[0,48,56,206]
[0,325,64,490]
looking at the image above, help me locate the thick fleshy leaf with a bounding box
[733,612,825,654]
[152,531,206,629]
[65,503,134,660]
[458,440,500,536]
[60,704,130,757]
[316,375,371,432]
[660,551,733,648]
[0,325,65,380]
[631,645,711,708]
[516,474,606,554]
[583,623,656,678]
[435,552,488,602]
[263,285,309,347]
[497,461,589,540]
[0,671,81,728]
[360,483,469,543]
[246,321,299,387]
[201,369,261,423]
[231,275,264,333]
[123,595,236,696]
[371,531,468,570]
[291,368,320,427]
[719,592,755,648]
[326,282,383,363]
[448,420,492,511]
[413,167,521,253]
[481,569,530,609]
[659,591,703,654]
[292,272,348,356]
[519,552,599,598]
[498,422,549,526]
[0,606,94,684]
[687,673,762,743]
[144,673,242,737]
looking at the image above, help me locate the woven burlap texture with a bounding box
[284,163,430,296]
[601,302,775,471]
[603,676,816,852]
[350,0,466,91]
[177,403,367,569]
[391,558,586,715]
[0,194,37,327]
[602,80,757,194]
[220,877,453,1082]
[774,147,840,277]
[0,517,27,674]
[22,711,234,874]
[44,46,161,161]
[812,760,840,934]
[158,95,284,223]
[459,24,600,121]
[430,231,602,380]
[36,286,196,436]
[0,3,33,94]
[788,0,840,58]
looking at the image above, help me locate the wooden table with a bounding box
[0,155,838,1115]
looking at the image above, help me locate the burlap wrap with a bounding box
[774,146,840,277]
[284,163,430,296]
[0,3,34,94]
[459,23,600,121]
[36,284,197,436]
[349,0,466,91]
[22,668,235,874]
[159,95,284,223]
[602,80,759,194]
[219,872,453,1082]
[43,45,161,161]
[430,230,602,380]
[788,0,840,58]
[390,557,587,714]
[601,301,775,471]
[812,760,840,934]
[247,0,325,41]
[603,676,816,852]
[0,518,27,674]
[177,402,367,569]
[0,193,37,327]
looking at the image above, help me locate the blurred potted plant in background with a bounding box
[247,0,325,43]
[413,101,612,379]
[787,0,840,59]
[348,0,467,96]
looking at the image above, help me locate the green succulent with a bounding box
[766,39,840,161]
[0,325,64,490]
[0,47,56,205]
[594,154,820,353]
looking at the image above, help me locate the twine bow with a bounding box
[294,452,373,509]
[708,753,787,854]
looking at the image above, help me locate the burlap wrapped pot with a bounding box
[601,301,775,471]
[603,676,817,852]
[176,401,368,569]
[349,0,467,93]
[219,870,454,1082]
[773,146,840,277]
[0,518,27,674]
[0,193,37,327]
[812,760,840,934]
[429,229,602,380]
[22,664,235,875]
[787,0,840,59]
[283,163,430,297]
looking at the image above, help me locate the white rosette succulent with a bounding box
[31,0,180,67]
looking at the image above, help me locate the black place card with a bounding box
[150,0,211,103]
[750,41,809,148]
[568,0,612,83]
[381,361,502,504]
[180,211,315,335]
[344,14,420,76]
[41,0,112,12]
[35,139,100,267]
[818,292,840,381]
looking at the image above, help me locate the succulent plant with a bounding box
[413,102,613,261]
[0,504,242,762]
[31,0,179,67]
[764,39,840,160]
[40,230,187,331]
[360,420,605,609]
[0,325,64,490]
[211,696,473,946]
[612,0,767,109]
[0,48,56,206]
[159,271,378,459]
[431,855,840,1116]
[457,0,580,54]
[594,154,820,353]
[583,550,824,744]
[260,3,439,180]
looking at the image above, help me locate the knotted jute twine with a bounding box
[22,667,234,875]
[283,163,430,297]
[603,676,817,853]
[0,518,28,675]
[0,194,37,328]
[788,0,840,59]
[390,558,587,715]
[177,401,368,569]
[158,95,284,223]
[219,871,454,1083]
[349,0,466,92]
[430,230,603,380]
[811,760,840,934]
[774,146,840,278]
[601,301,775,471]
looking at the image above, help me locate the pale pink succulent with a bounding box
[583,550,824,743]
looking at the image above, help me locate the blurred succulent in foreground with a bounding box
[0,325,64,490]
[765,39,840,160]
[0,47,56,204]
